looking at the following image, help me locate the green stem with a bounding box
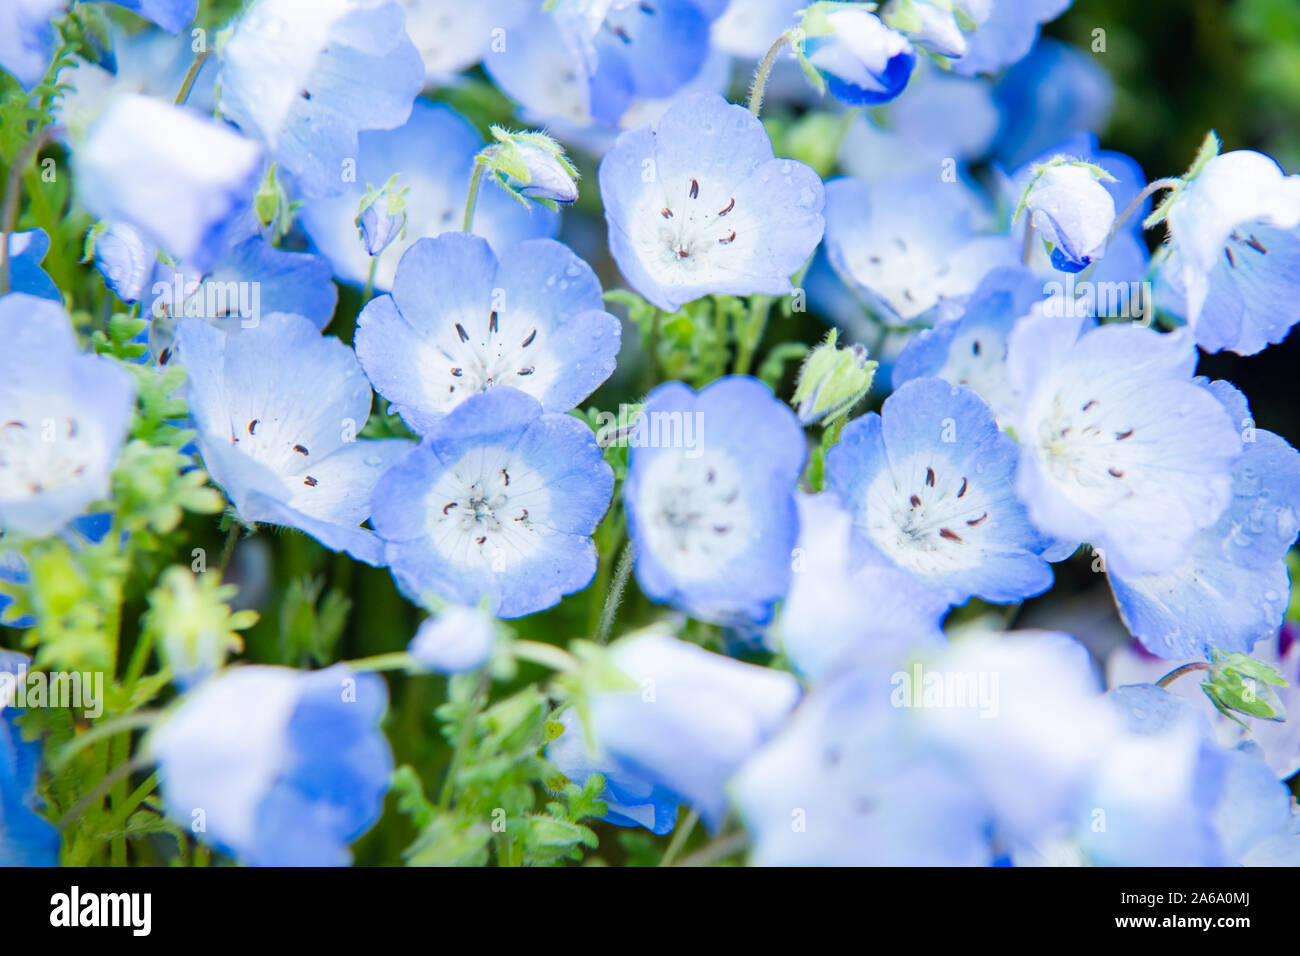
[596,542,636,645]
[734,295,772,376]
[1021,219,1036,266]
[57,754,153,833]
[1156,661,1212,689]
[361,254,379,303]
[748,32,792,116]
[0,125,64,296]
[674,829,749,867]
[1112,177,1183,241]
[462,159,489,232]
[216,521,243,577]
[174,50,213,107]
[513,639,580,673]
[345,650,422,673]
[437,669,489,810]
[52,710,162,773]
[658,808,698,866]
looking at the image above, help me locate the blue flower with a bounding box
[401,0,532,83]
[0,294,136,540]
[803,5,916,106]
[778,492,949,682]
[369,387,613,619]
[175,312,413,566]
[891,265,1044,427]
[992,38,1113,170]
[838,60,1000,183]
[546,707,679,835]
[0,0,62,90]
[825,377,1055,606]
[355,233,620,433]
[149,663,393,866]
[101,0,197,32]
[217,0,424,199]
[895,0,1072,77]
[1005,312,1241,576]
[3,228,60,301]
[624,375,805,626]
[298,101,559,290]
[998,132,1150,304]
[90,221,157,305]
[146,234,339,358]
[1022,160,1116,273]
[407,604,496,674]
[71,94,263,272]
[822,173,1017,325]
[1,650,60,866]
[598,93,825,312]
[1075,684,1295,866]
[733,666,995,866]
[588,630,800,830]
[1108,381,1300,660]
[484,0,724,128]
[1157,149,1300,355]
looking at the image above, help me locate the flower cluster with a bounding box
[1,0,1298,871]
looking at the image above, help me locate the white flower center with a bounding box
[637,452,751,580]
[425,445,554,571]
[633,173,746,284]
[1030,386,1140,512]
[0,414,101,502]
[862,455,995,576]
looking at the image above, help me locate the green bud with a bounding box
[791,329,877,425]
[143,567,255,684]
[1201,648,1288,726]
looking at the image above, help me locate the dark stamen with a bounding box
[443,502,457,515]
[718,197,735,216]
[689,178,699,199]
[719,231,736,244]
[517,366,534,376]
[248,419,259,435]
[501,468,510,486]
[1245,235,1268,254]
[451,367,463,377]
[1225,247,1237,268]
[1116,429,1134,440]
[455,323,469,342]
[661,207,673,219]
[1082,400,1098,412]
[957,478,968,497]
[925,467,935,487]
[293,444,309,456]
[475,536,487,545]
[910,494,922,508]
[966,512,987,526]
[489,311,498,333]
[521,329,536,348]
[303,476,317,487]
[1108,467,1124,478]
[159,346,172,366]
[972,340,981,356]
[939,528,963,542]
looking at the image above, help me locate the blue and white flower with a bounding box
[802,3,916,105]
[89,221,157,305]
[1005,311,1242,576]
[1,650,59,866]
[484,0,725,128]
[1021,159,1116,272]
[298,101,559,290]
[399,0,531,83]
[733,665,995,866]
[355,233,620,433]
[588,629,800,830]
[825,377,1056,606]
[778,492,950,681]
[0,0,63,89]
[369,387,613,619]
[624,375,805,625]
[890,0,1072,77]
[3,229,60,301]
[175,312,412,566]
[0,294,136,540]
[146,234,339,360]
[1108,381,1300,660]
[101,0,197,32]
[546,706,679,835]
[822,173,1017,325]
[71,94,263,272]
[891,265,1043,426]
[1157,148,1300,355]
[149,663,393,866]
[407,603,497,674]
[217,0,424,199]
[598,93,825,312]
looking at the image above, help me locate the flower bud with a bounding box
[791,329,877,425]
[1023,160,1117,273]
[801,3,916,105]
